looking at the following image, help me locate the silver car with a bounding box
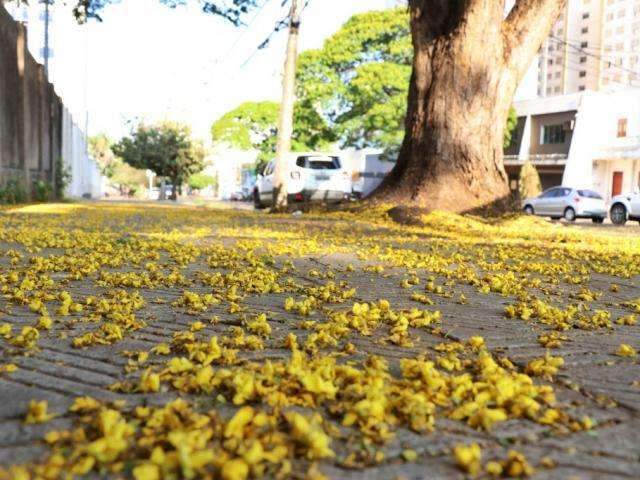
[522,187,607,223]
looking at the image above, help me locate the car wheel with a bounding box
[523,205,534,215]
[564,207,576,222]
[592,217,605,224]
[253,190,265,210]
[610,203,627,226]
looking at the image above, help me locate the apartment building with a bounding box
[505,88,640,201]
[535,0,640,97]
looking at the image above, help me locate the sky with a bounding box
[15,0,394,141]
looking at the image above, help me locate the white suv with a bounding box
[610,191,640,225]
[253,153,350,209]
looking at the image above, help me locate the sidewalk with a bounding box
[0,202,638,479]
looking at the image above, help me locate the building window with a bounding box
[582,12,590,19]
[541,124,566,144]
[580,56,587,63]
[548,59,554,65]
[581,41,588,48]
[578,85,586,91]
[555,71,562,78]
[617,118,627,137]
[581,27,589,33]
[554,86,561,93]
[579,70,587,77]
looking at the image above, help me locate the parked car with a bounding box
[229,191,245,201]
[609,190,640,225]
[522,187,606,223]
[253,153,351,209]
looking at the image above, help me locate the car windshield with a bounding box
[577,189,603,199]
[296,156,341,170]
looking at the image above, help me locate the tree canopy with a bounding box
[89,133,147,194]
[211,101,334,172]
[112,121,205,199]
[70,0,258,24]
[89,134,119,178]
[188,172,216,191]
[296,8,411,154]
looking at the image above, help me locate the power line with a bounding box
[218,0,277,64]
[549,35,640,79]
[239,0,312,69]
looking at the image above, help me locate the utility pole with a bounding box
[272,0,302,210]
[43,0,50,77]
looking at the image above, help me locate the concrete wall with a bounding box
[0,2,102,199]
[0,2,57,191]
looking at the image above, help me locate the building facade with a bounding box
[535,0,640,97]
[506,88,640,200]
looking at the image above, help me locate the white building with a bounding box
[203,147,257,200]
[526,0,640,97]
[505,88,640,201]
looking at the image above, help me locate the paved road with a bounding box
[0,203,638,479]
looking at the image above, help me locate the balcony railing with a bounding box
[504,154,568,165]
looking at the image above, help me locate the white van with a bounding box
[253,153,351,208]
[343,150,395,199]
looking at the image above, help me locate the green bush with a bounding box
[33,180,52,202]
[518,161,542,200]
[0,178,28,204]
[55,157,72,199]
[188,173,216,191]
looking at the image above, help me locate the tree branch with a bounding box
[503,0,567,80]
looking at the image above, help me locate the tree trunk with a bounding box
[170,180,178,201]
[372,0,566,212]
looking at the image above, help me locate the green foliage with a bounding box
[110,161,148,191]
[0,178,28,204]
[113,121,205,199]
[296,8,411,153]
[212,101,278,165]
[89,133,119,178]
[504,107,518,149]
[70,0,257,25]
[33,180,52,202]
[211,101,335,172]
[518,161,542,200]
[55,157,72,199]
[188,173,216,191]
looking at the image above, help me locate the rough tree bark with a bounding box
[372,0,567,212]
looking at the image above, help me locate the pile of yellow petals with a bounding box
[5,398,335,480]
